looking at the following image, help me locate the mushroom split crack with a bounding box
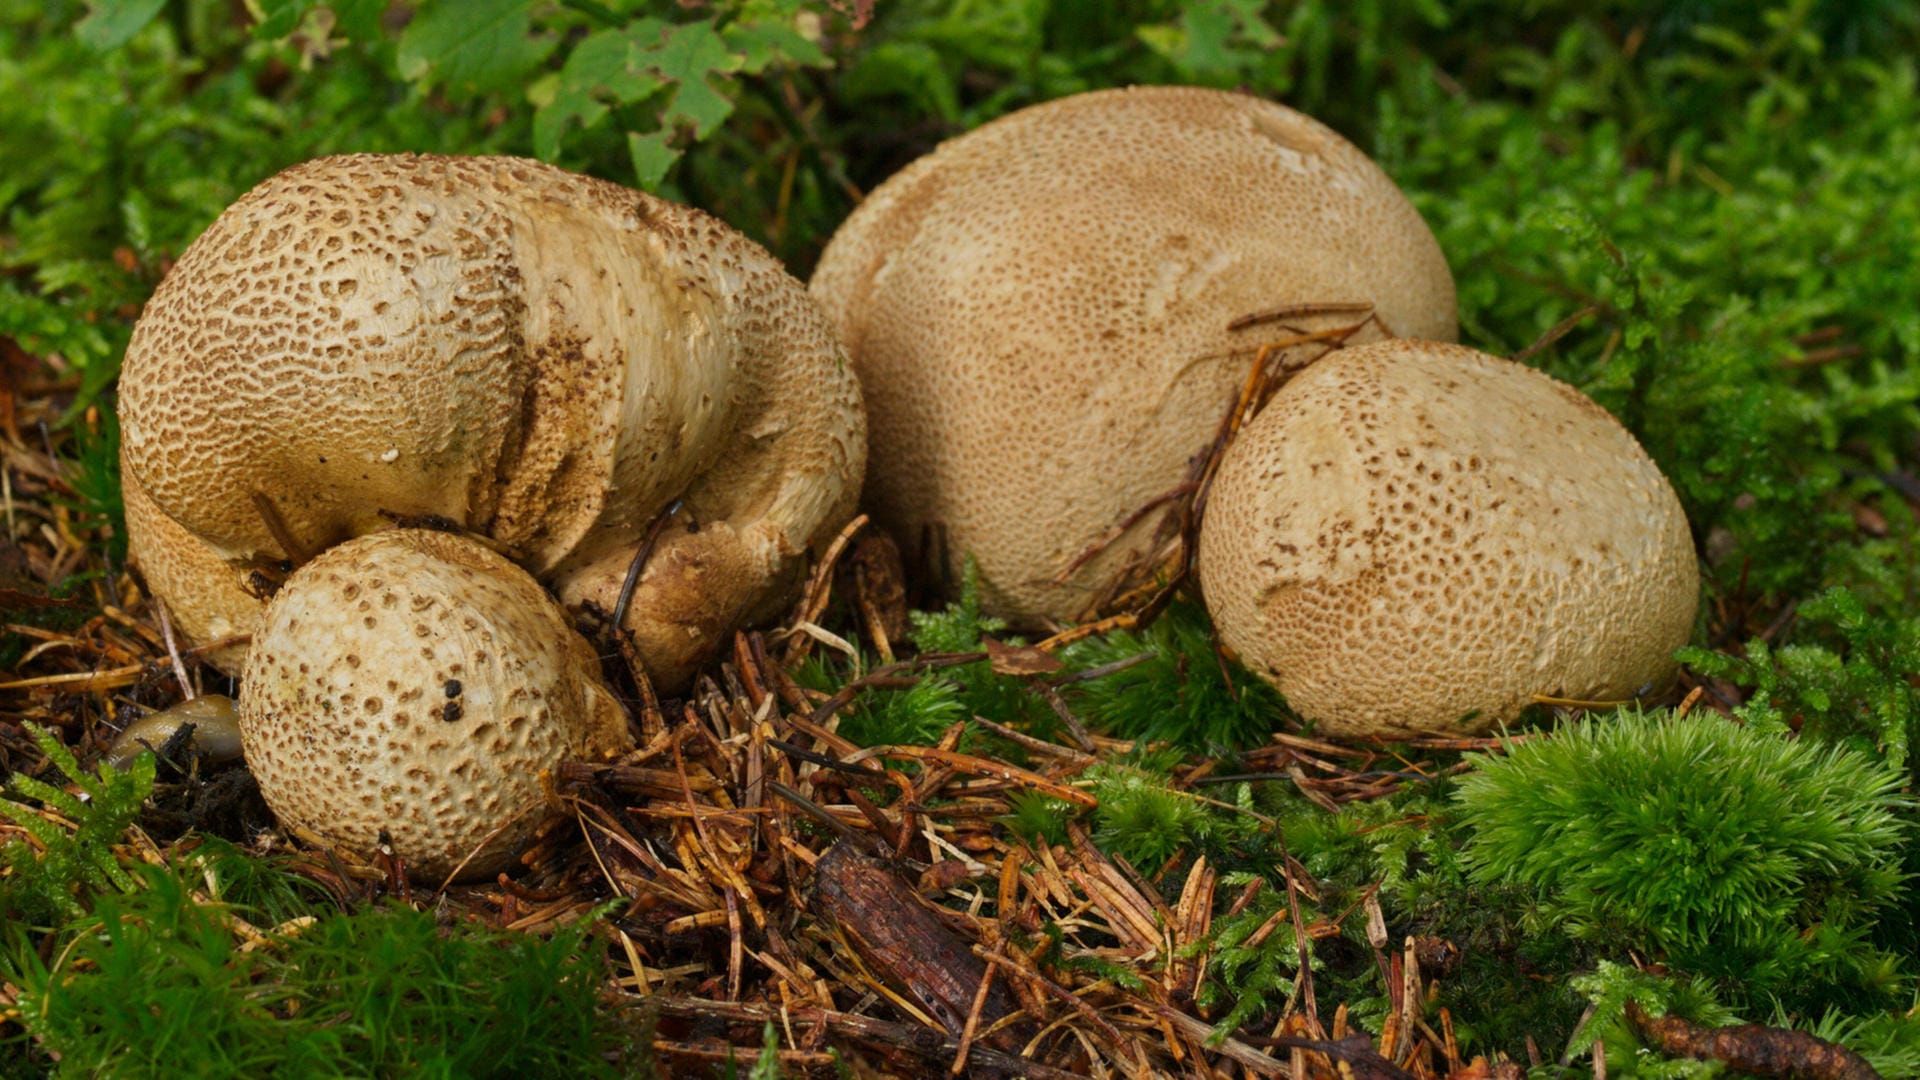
[119,153,865,878]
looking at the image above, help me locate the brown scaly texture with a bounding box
[120,154,865,690]
[809,85,1455,624]
[1198,340,1699,737]
[241,529,631,882]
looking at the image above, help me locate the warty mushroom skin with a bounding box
[119,154,865,691]
[809,85,1456,625]
[1198,340,1700,737]
[241,529,632,883]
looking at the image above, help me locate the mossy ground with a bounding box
[5,1,1920,1076]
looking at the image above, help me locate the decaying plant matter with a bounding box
[541,621,1531,1078]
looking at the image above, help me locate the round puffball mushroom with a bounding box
[1198,340,1699,737]
[809,86,1456,625]
[120,154,865,691]
[241,529,632,882]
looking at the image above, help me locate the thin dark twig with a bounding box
[249,490,312,565]
[1511,305,1602,364]
[1227,301,1378,332]
[612,497,684,631]
[767,780,878,851]
[768,738,887,777]
[1046,651,1152,686]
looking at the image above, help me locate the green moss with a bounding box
[1457,710,1910,1012]
[3,864,634,1078]
[1061,603,1287,753]
[0,724,154,924]
[1681,587,1920,773]
[7,0,1920,1072]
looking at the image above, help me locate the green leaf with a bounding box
[75,0,168,52]
[626,129,680,190]
[396,0,554,95]
[1136,0,1275,79]
[532,21,664,161]
[748,1021,783,1080]
[251,0,383,41]
[1175,3,1240,74]
[1134,23,1183,65]
[723,17,827,74]
[838,40,960,123]
[637,21,743,137]
[249,0,316,40]
[327,0,388,41]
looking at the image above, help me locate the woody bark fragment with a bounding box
[810,842,1030,1052]
[1624,1000,1882,1080]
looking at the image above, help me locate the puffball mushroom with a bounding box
[1198,340,1699,737]
[810,85,1456,624]
[119,153,864,691]
[241,529,632,882]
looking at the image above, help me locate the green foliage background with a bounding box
[7,0,1920,1075]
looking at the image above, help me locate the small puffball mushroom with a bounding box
[810,86,1455,624]
[120,154,864,692]
[241,529,633,882]
[105,694,243,771]
[1198,340,1699,737]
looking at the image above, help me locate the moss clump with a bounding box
[3,860,634,1078]
[1457,710,1909,1011]
[0,723,153,924]
[1062,602,1287,754]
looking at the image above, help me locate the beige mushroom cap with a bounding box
[1197,340,1699,737]
[809,86,1455,624]
[241,529,632,882]
[121,154,864,691]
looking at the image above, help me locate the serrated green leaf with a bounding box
[723,17,827,73]
[638,21,742,137]
[7,774,86,819]
[627,129,681,190]
[396,0,553,95]
[76,0,168,51]
[1176,3,1240,74]
[532,22,664,160]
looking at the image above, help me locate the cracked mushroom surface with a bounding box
[241,529,631,882]
[1197,340,1700,737]
[810,85,1456,624]
[120,153,865,691]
